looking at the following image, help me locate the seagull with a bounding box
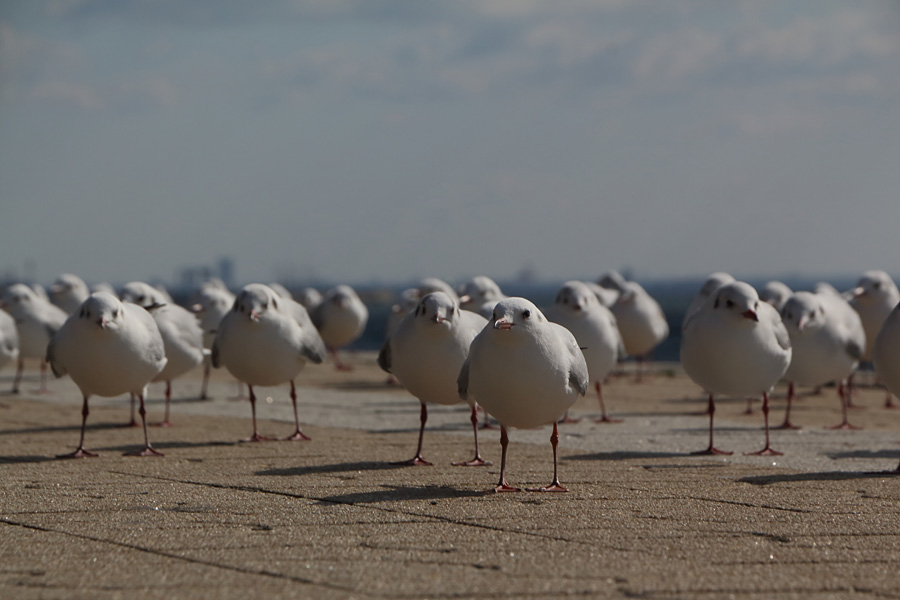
[0,309,19,376]
[378,292,489,466]
[213,284,325,442]
[121,281,206,427]
[584,282,620,309]
[780,291,865,430]
[46,293,167,457]
[459,298,589,492]
[759,281,793,312]
[848,271,900,404]
[0,283,68,393]
[311,285,368,370]
[297,287,323,312]
[417,278,459,301]
[48,273,91,315]
[681,282,792,455]
[191,284,235,399]
[458,276,506,319]
[873,302,900,472]
[609,280,669,382]
[546,281,624,423]
[683,272,735,328]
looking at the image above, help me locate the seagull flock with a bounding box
[1,268,899,491]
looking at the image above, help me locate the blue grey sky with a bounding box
[1,1,898,288]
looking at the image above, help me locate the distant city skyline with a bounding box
[2,2,899,288]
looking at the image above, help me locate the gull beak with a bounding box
[431,314,446,324]
[97,317,108,329]
[458,294,471,304]
[852,286,866,298]
[190,303,205,313]
[249,310,260,322]
[797,317,807,332]
[742,310,759,322]
[493,318,512,330]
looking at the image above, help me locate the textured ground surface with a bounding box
[2,353,899,599]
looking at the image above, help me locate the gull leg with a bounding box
[453,404,491,466]
[57,395,98,459]
[393,401,431,465]
[745,393,783,456]
[692,394,732,455]
[529,422,568,492]
[494,425,520,492]
[242,385,272,442]
[124,394,164,456]
[593,381,622,423]
[829,382,860,430]
[283,380,311,441]
[775,382,801,430]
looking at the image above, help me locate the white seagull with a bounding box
[191,284,236,399]
[848,270,900,407]
[683,272,735,328]
[121,281,206,427]
[546,281,624,423]
[46,293,167,457]
[0,309,20,376]
[873,302,900,472]
[681,282,792,455]
[311,285,368,370]
[759,281,793,312]
[48,273,91,315]
[0,283,68,393]
[780,291,865,430]
[213,284,325,441]
[378,292,489,466]
[458,275,506,319]
[459,298,589,492]
[610,281,669,381]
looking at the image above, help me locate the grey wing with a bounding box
[457,358,470,401]
[553,323,589,396]
[376,339,392,374]
[300,335,325,364]
[132,305,167,363]
[774,319,791,351]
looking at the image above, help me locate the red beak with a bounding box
[494,319,512,330]
[743,310,758,322]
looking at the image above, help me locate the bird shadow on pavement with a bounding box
[739,470,899,485]
[315,484,484,505]
[826,449,899,460]
[0,421,126,437]
[256,461,408,477]
[563,451,689,461]
[0,455,57,464]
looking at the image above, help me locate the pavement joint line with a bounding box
[109,470,600,546]
[687,495,815,514]
[0,516,360,595]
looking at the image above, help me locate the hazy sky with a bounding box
[2,0,899,288]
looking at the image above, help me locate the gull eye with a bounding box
[522,309,531,319]
[80,308,86,318]
[725,300,734,308]
[873,282,882,290]
[113,309,119,318]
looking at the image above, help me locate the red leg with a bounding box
[593,381,622,423]
[242,385,272,442]
[453,404,491,466]
[743,397,755,415]
[529,422,568,492]
[885,391,896,409]
[746,393,783,456]
[38,361,49,394]
[57,395,98,458]
[330,347,352,371]
[199,362,210,400]
[124,394,164,456]
[494,425,520,492]
[829,382,860,430]
[775,382,801,430]
[283,380,310,441]
[394,402,431,465]
[693,394,732,455]
[121,393,140,427]
[11,357,23,394]
[154,381,174,427]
